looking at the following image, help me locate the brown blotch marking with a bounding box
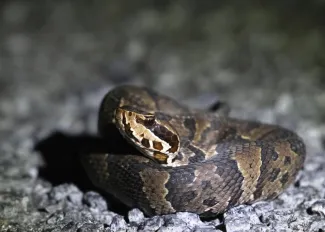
[183,117,196,141]
[281,172,289,185]
[284,156,291,166]
[128,111,132,116]
[269,168,280,182]
[153,152,168,163]
[167,134,179,153]
[181,190,197,203]
[141,138,150,148]
[275,141,299,159]
[178,163,232,214]
[136,115,155,127]
[289,138,306,157]
[203,143,218,160]
[187,144,207,163]
[193,118,211,144]
[239,125,275,141]
[140,168,175,214]
[255,140,302,201]
[268,192,279,199]
[234,144,262,203]
[153,141,163,151]
[191,118,222,160]
[135,116,142,124]
[203,198,219,207]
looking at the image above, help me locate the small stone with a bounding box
[194,226,222,232]
[94,211,117,225]
[61,221,77,231]
[126,225,139,232]
[174,212,204,228]
[59,209,89,224]
[45,203,63,214]
[140,216,164,231]
[46,212,64,224]
[67,189,83,206]
[207,218,222,228]
[224,205,261,232]
[83,191,107,211]
[158,226,191,232]
[309,219,325,232]
[77,223,104,232]
[157,215,191,232]
[307,200,325,217]
[128,208,145,224]
[49,184,81,202]
[163,215,187,227]
[110,215,127,231]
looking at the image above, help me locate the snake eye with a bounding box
[144,118,155,127]
[136,115,156,128]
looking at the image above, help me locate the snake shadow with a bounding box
[34,126,136,216]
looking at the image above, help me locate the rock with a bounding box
[110,215,128,231]
[139,216,164,231]
[128,208,145,225]
[77,223,104,232]
[307,200,325,217]
[83,191,108,211]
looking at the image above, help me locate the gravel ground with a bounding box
[1,1,325,232]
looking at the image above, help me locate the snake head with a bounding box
[115,105,180,164]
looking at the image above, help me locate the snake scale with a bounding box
[81,85,306,217]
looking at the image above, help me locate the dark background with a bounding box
[1,0,325,121]
[1,1,325,231]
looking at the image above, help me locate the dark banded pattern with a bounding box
[81,85,306,216]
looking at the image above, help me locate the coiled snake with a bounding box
[81,85,306,217]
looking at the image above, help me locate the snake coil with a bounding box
[81,85,306,216]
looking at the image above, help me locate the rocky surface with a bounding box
[1,1,325,232]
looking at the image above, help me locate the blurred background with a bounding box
[1,1,325,231]
[1,0,325,122]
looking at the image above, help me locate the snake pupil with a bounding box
[136,116,155,127]
[144,119,155,127]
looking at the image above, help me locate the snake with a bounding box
[80,85,306,217]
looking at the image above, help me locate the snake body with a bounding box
[81,85,306,216]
